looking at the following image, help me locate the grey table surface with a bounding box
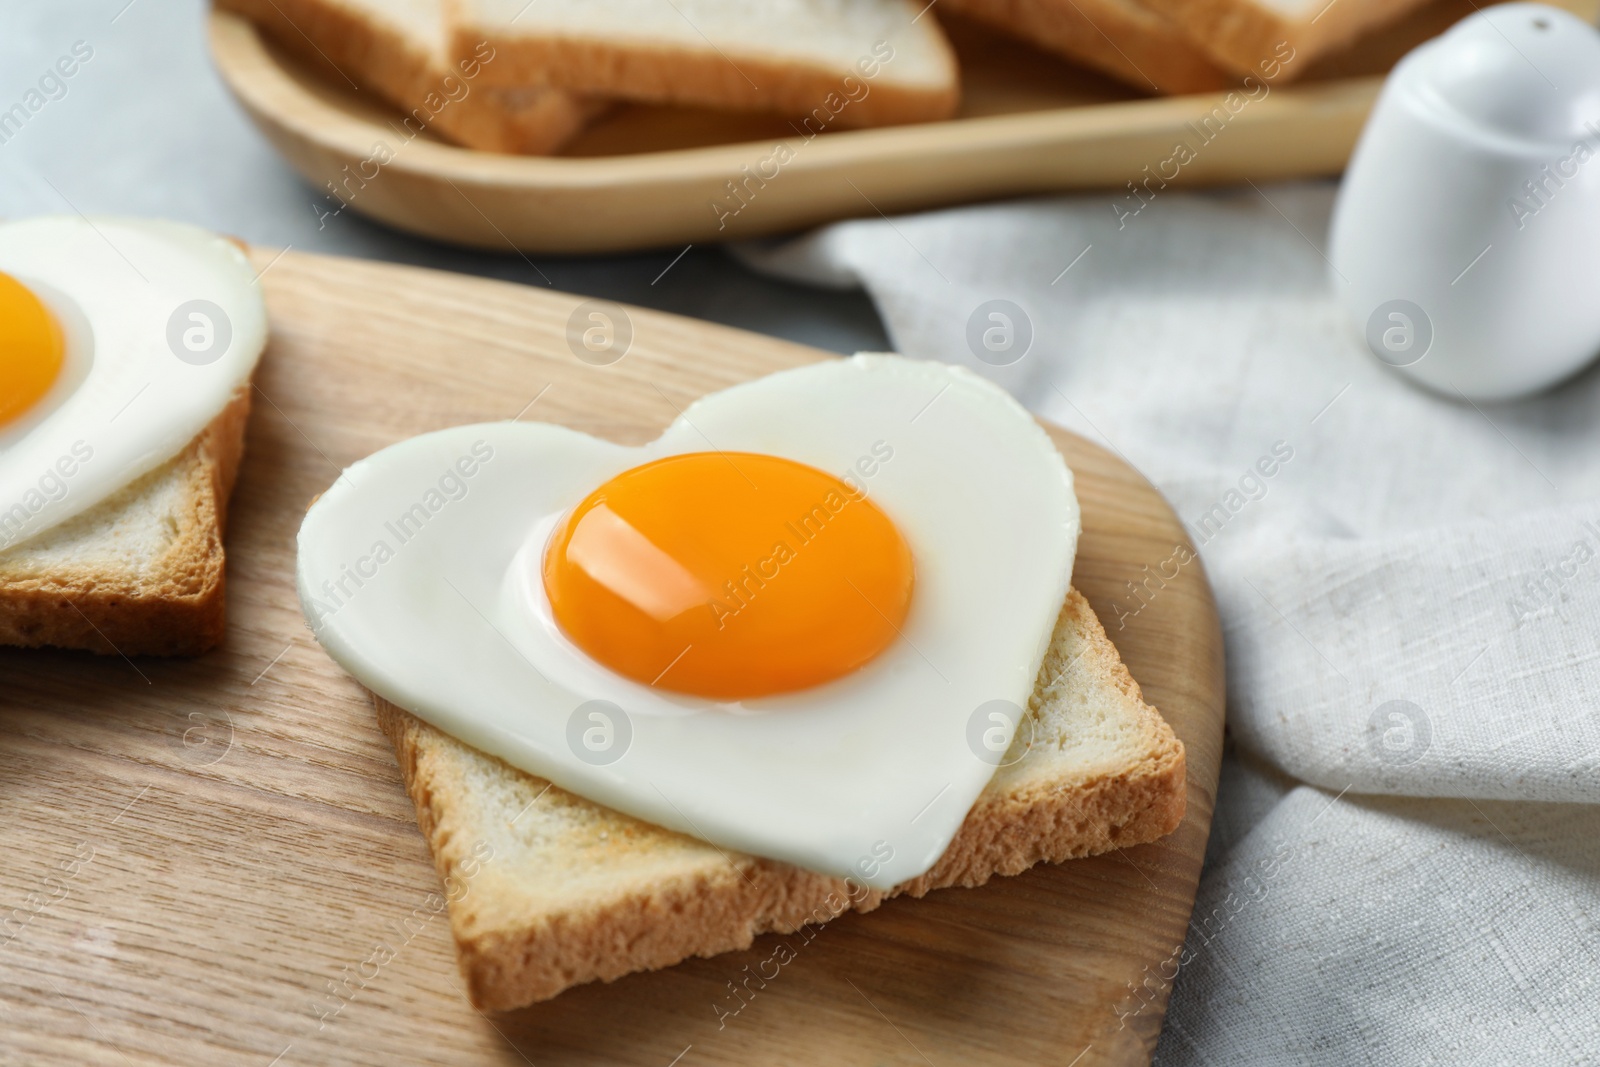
[2,0,890,356]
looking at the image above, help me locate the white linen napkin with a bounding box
[737,183,1600,1065]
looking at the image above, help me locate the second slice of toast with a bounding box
[448,0,961,127]
[378,587,1186,1010]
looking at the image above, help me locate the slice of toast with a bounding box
[942,0,1234,95]
[215,0,601,154]
[377,586,1186,1009]
[1137,0,1436,78]
[447,0,961,127]
[0,388,251,657]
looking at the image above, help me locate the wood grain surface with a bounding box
[1,249,1223,1066]
[206,0,1595,253]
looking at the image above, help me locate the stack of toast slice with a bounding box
[217,0,963,152]
[217,0,1442,153]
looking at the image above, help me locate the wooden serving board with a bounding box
[0,250,1223,1067]
[208,0,1594,254]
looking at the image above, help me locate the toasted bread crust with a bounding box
[216,0,600,153]
[448,24,960,126]
[0,388,252,657]
[378,587,1185,1009]
[942,0,1233,94]
[1136,0,1435,78]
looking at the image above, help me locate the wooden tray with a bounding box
[0,249,1223,1067]
[207,1,1593,254]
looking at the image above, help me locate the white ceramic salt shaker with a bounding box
[1329,3,1600,400]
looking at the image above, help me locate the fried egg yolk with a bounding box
[0,272,65,431]
[543,452,914,700]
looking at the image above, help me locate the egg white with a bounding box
[296,356,1079,889]
[0,216,267,552]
